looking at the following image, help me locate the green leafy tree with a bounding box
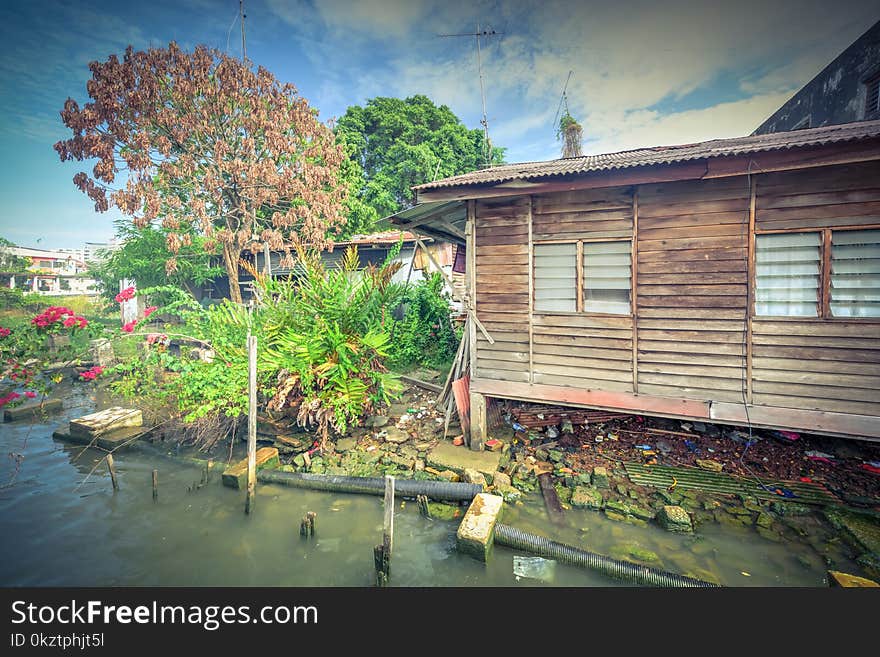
[335,95,505,221]
[89,221,224,304]
[0,237,30,274]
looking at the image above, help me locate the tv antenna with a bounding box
[240,0,247,60]
[439,25,502,167]
[552,70,574,132]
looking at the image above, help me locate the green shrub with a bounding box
[389,271,460,371]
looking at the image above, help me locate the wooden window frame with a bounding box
[532,237,633,317]
[753,224,880,322]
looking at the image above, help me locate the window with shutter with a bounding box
[866,73,880,119]
[755,232,821,316]
[830,229,880,317]
[534,242,577,311]
[583,240,631,314]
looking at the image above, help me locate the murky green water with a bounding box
[0,387,862,587]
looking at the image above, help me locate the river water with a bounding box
[0,386,862,587]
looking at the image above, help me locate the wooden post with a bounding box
[631,188,639,394]
[374,475,394,586]
[417,494,430,519]
[151,468,158,500]
[470,391,487,451]
[245,334,257,515]
[746,177,757,403]
[383,475,394,555]
[527,195,534,384]
[106,454,119,491]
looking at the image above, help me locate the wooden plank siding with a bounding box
[635,176,750,403]
[530,187,635,391]
[467,160,880,439]
[474,197,531,382]
[750,162,880,418]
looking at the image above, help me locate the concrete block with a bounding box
[456,493,504,562]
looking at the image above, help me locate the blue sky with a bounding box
[0,0,877,248]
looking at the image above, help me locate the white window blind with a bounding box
[755,232,821,316]
[534,243,577,311]
[831,229,880,317]
[583,241,631,314]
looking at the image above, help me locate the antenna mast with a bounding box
[240,0,247,60]
[439,25,501,167]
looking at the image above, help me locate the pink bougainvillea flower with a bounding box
[24,391,37,399]
[144,305,158,318]
[78,365,105,381]
[114,287,136,303]
[121,320,137,333]
[0,392,21,407]
[0,327,10,338]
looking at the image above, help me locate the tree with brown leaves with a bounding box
[55,42,347,303]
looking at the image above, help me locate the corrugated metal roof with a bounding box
[414,120,880,191]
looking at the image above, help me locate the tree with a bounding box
[335,95,505,220]
[0,237,30,274]
[54,42,347,304]
[89,220,224,304]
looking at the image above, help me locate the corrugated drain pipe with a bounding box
[494,524,719,587]
[258,470,482,502]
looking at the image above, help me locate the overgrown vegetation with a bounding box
[109,245,410,449]
[389,272,461,371]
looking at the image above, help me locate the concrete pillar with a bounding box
[470,391,486,451]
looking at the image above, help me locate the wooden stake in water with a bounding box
[245,334,257,515]
[417,494,430,519]
[152,469,158,501]
[106,454,119,491]
[374,475,394,586]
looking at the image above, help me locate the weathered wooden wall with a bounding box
[530,188,634,391]
[636,176,750,403]
[752,160,880,417]
[474,197,530,382]
[470,160,880,435]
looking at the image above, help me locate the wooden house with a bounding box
[390,120,880,446]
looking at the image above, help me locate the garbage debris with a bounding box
[545,425,560,439]
[513,555,557,582]
[769,430,801,443]
[805,450,836,464]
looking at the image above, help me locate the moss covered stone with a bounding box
[658,505,692,533]
[571,486,603,510]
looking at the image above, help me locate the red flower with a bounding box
[115,286,136,303]
[79,365,105,381]
[144,306,158,318]
[63,317,77,328]
[0,327,10,338]
[24,391,37,399]
[121,320,137,333]
[0,392,21,407]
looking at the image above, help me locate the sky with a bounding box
[0,0,877,249]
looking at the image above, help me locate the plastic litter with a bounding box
[634,444,652,451]
[684,440,700,454]
[513,555,557,582]
[512,422,526,433]
[546,426,560,439]
[805,450,835,464]
[861,462,880,475]
[769,430,800,443]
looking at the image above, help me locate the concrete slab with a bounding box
[222,447,281,489]
[3,399,63,422]
[456,493,504,562]
[426,441,501,478]
[53,425,148,450]
[69,407,142,439]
